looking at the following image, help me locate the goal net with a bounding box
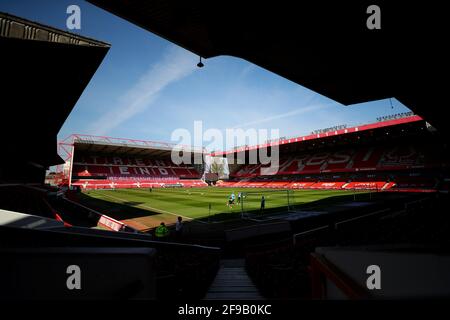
[239,189,296,217]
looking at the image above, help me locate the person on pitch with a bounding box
[260,195,265,213]
[227,192,236,208]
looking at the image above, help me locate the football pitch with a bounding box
[75,187,369,231]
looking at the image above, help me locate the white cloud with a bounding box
[238,64,256,79]
[231,102,335,129]
[88,45,197,135]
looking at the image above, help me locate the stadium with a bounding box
[1,1,450,303]
[53,114,445,234]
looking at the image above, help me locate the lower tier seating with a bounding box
[72,179,207,190]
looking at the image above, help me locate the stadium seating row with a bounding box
[73,165,200,179]
[216,175,438,191]
[232,144,438,177]
[71,179,208,190]
[72,155,201,180]
[74,156,192,167]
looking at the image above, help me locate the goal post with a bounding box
[239,189,296,218]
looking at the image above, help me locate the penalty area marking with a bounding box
[96,192,209,224]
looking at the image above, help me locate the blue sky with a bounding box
[1,0,412,151]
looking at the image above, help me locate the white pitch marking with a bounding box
[97,192,209,223]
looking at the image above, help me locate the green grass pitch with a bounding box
[75,187,362,231]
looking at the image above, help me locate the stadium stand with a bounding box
[59,135,208,190]
[231,144,437,177]
[54,116,449,195]
[72,157,199,179]
[0,223,220,299]
[215,116,449,193]
[245,194,450,299]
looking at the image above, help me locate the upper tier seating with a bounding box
[231,144,437,177]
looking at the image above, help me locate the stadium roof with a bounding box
[0,12,110,167]
[88,1,448,133]
[211,115,427,156]
[60,134,206,160]
[63,116,429,160]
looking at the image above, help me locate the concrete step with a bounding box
[204,259,264,300]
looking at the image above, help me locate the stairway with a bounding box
[204,259,264,300]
